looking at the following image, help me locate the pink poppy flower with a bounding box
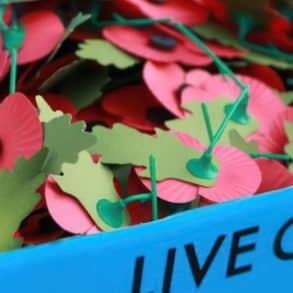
[143,61,210,117]
[103,24,242,66]
[256,159,293,194]
[136,132,261,203]
[254,107,293,153]
[45,177,100,235]
[116,0,209,25]
[182,72,286,133]
[0,92,43,171]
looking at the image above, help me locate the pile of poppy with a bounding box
[0,0,292,252]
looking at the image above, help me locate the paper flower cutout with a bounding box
[101,84,161,131]
[143,62,215,117]
[256,159,293,194]
[17,10,65,64]
[136,132,261,203]
[182,72,285,133]
[0,93,43,171]
[45,177,99,235]
[103,24,209,66]
[255,107,293,153]
[117,0,209,25]
[53,151,130,231]
[103,24,241,66]
[0,10,64,82]
[143,62,185,117]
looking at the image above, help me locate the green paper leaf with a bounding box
[166,99,258,146]
[280,91,293,105]
[111,164,132,197]
[39,60,110,110]
[0,149,48,252]
[192,23,293,69]
[228,129,259,153]
[43,114,97,174]
[57,61,110,110]
[76,39,140,69]
[90,124,216,187]
[285,123,293,144]
[54,151,129,231]
[289,163,293,174]
[36,95,63,123]
[284,123,293,159]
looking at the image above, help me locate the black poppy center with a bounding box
[147,0,167,4]
[149,34,177,51]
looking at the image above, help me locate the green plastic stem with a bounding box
[9,48,17,94]
[94,13,170,27]
[287,78,293,86]
[119,155,158,220]
[90,0,101,25]
[119,193,152,207]
[206,87,248,156]
[172,22,246,90]
[201,103,213,143]
[149,155,158,220]
[250,153,291,161]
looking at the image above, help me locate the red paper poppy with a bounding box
[19,208,65,245]
[103,24,209,66]
[101,84,161,131]
[0,93,42,171]
[254,107,293,153]
[182,72,286,133]
[17,10,65,64]
[143,62,214,118]
[0,10,64,69]
[256,159,293,194]
[103,24,242,66]
[117,0,209,25]
[45,177,100,235]
[76,103,120,127]
[235,64,285,92]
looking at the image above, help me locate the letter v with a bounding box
[185,235,226,287]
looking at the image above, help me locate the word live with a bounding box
[131,218,293,293]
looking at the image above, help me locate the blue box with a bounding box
[0,187,292,293]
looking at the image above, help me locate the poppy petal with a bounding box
[0,93,42,171]
[101,84,160,131]
[199,145,262,202]
[143,61,185,117]
[256,159,293,194]
[45,177,99,235]
[18,10,65,64]
[121,0,209,25]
